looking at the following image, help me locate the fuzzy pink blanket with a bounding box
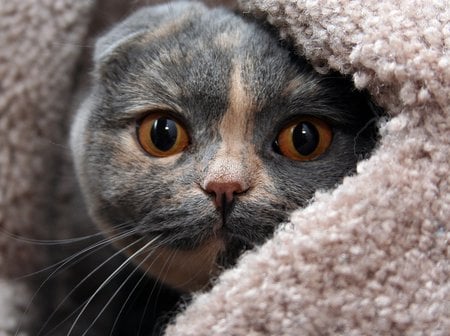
[1,0,449,335]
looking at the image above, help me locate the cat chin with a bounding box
[107,231,226,292]
[142,237,226,292]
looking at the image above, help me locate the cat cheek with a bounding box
[114,130,181,169]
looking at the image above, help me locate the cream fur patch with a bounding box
[203,62,256,190]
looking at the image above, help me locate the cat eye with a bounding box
[274,116,332,161]
[137,113,189,157]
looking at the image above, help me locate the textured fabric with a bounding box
[0,1,93,334]
[164,0,450,335]
[0,0,448,335]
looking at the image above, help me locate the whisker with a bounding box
[108,237,170,335]
[85,238,167,336]
[67,235,161,336]
[0,221,132,246]
[14,224,134,280]
[108,270,149,336]
[33,229,142,336]
[36,301,86,336]
[136,247,178,335]
[15,228,138,336]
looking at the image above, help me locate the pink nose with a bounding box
[204,181,247,209]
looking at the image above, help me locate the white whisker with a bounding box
[15,228,138,336]
[86,238,166,336]
[15,227,132,281]
[34,230,143,336]
[1,221,132,246]
[67,235,161,336]
[108,237,170,335]
[136,246,177,335]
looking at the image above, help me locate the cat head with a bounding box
[71,1,378,291]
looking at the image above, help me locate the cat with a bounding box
[66,1,379,334]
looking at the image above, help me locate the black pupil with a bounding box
[292,122,319,156]
[150,118,178,152]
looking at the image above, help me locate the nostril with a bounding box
[204,181,247,209]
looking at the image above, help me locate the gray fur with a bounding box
[71,0,378,298]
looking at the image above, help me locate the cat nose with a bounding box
[204,181,247,209]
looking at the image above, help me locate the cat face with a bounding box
[71,2,377,291]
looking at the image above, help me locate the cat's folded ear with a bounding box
[93,1,206,64]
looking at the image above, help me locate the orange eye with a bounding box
[137,113,189,157]
[275,116,332,161]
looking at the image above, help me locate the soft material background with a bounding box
[0,0,448,335]
[1,1,93,334]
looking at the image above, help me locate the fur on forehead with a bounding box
[94,1,207,64]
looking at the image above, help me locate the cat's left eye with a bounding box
[137,112,189,157]
[274,116,332,161]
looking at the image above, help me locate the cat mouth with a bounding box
[211,226,256,269]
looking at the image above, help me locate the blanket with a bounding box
[0,0,448,335]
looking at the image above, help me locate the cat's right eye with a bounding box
[137,113,189,157]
